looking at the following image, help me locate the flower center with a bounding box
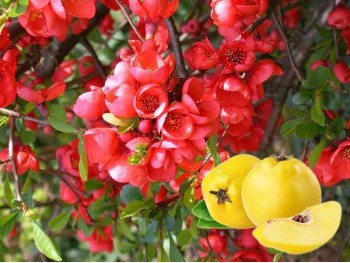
[164,113,181,131]
[140,94,159,113]
[342,147,350,160]
[225,47,247,65]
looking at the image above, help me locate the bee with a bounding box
[209,188,232,204]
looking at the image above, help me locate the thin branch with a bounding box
[166,17,187,79]
[270,5,304,83]
[42,169,95,225]
[0,108,49,125]
[81,39,107,79]
[115,0,145,42]
[8,117,24,203]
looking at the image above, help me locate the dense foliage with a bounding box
[0,0,350,261]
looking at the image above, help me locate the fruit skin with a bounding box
[252,201,342,254]
[202,154,260,229]
[241,156,322,226]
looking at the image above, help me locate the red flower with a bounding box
[0,145,39,175]
[334,61,350,83]
[330,140,350,179]
[232,0,269,17]
[72,89,106,121]
[231,249,265,262]
[199,232,228,254]
[220,40,255,73]
[77,226,113,253]
[211,0,241,27]
[0,60,16,108]
[312,147,341,186]
[184,38,220,70]
[129,0,179,23]
[157,103,194,140]
[84,128,120,164]
[225,105,254,136]
[133,84,168,119]
[0,27,11,50]
[105,84,138,118]
[327,5,350,30]
[56,139,80,177]
[216,76,251,107]
[129,49,175,84]
[234,229,259,250]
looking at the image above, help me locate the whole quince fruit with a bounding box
[241,155,321,226]
[202,154,260,229]
[253,201,342,254]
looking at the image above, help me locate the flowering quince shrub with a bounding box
[0,0,350,261]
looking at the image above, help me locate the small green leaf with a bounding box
[273,251,283,262]
[145,220,159,244]
[84,179,104,191]
[295,121,324,139]
[280,119,303,137]
[289,106,309,118]
[192,200,214,221]
[197,218,229,229]
[31,221,62,261]
[78,140,88,181]
[4,175,14,207]
[311,91,325,126]
[311,66,329,89]
[309,136,328,168]
[49,212,71,232]
[183,186,195,210]
[119,219,135,241]
[117,117,139,134]
[208,134,220,166]
[0,210,20,239]
[168,232,185,262]
[120,185,144,204]
[323,91,343,111]
[177,230,192,248]
[292,90,312,105]
[179,176,195,195]
[48,115,77,133]
[120,201,150,219]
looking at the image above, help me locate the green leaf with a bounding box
[145,220,159,244]
[8,0,28,17]
[295,121,324,139]
[3,175,14,207]
[197,218,229,229]
[292,90,312,105]
[117,117,139,134]
[0,116,9,126]
[120,185,144,204]
[183,186,195,210]
[311,91,325,126]
[177,230,192,248]
[192,200,214,221]
[168,232,185,262]
[31,221,62,261]
[273,251,283,262]
[179,175,195,195]
[48,104,77,133]
[323,91,343,111]
[289,106,309,118]
[49,212,71,232]
[84,179,104,191]
[0,210,20,239]
[280,118,303,137]
[78,140,88,181]
[208,134,220,166]
[327,117,346,140]
[119,219,135,241]
[120,201,150,219]
[311,66,329,89]
[309,136,327,168]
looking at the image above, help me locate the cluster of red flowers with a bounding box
[198,229,273,261]
[313,139,350,187]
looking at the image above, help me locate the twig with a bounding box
[81,39,107,79]
[270,4,304,83]
[0,108,49,125]
[8,117,24,203]
[166,17,187,79]
[115,0,145,42]
[42,169,95,225]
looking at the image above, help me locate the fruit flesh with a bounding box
[241,156,322,226]
[202,154,260,229]
[253,201,342,254]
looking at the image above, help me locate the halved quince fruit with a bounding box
[241,155,321,226]
[202,154,260,229]
[253,201,342,255]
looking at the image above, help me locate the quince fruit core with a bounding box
[253,201,342,254]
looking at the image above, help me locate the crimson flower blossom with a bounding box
[72,88,106,121]
[184,38,220,70]
[0,59,17,108]
[133,84,168,119]
[312,147,342,186]
[105,84,138,118]
[0,145,39,175]
[334,61,350,83]
[17,82,66,104]
[157,103,194,140]
[327,5,350,30]
[330,140,350,179]
[129,0,179,23]
[220,40,255,73]
[56,139,80,177]
[77,226,113,253]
